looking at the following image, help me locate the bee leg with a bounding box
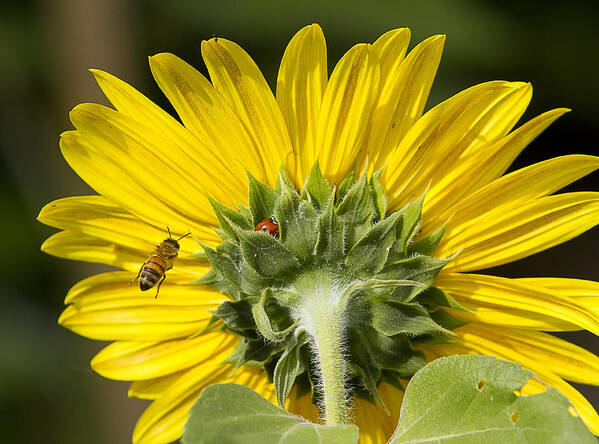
[129,264,144,284]
[154,274,167,298]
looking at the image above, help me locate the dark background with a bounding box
[1,0,597,442]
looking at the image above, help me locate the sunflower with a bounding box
[38,24,599,444]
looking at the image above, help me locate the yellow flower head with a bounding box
[38,24,599,444]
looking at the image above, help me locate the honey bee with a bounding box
[131,228,191,298]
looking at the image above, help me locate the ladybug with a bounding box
[254,217,279,238]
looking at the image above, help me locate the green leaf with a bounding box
[248,173,278,226]
[236,228,299,279]
[372,300,448,336]
[346,212,401,278]
[302,160,332,211]
[315,191,345,265]
[389,355,596,444]
[408,224,445,256]
[273,329,307,407]
[336,174,375,249]
[252,289,298,342]
[274,191,318,262]
[182,383,359,444]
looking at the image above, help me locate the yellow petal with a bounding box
[366,34,444,173]
[91,69,248,207]
[276,24,327,184]
[58,281,225,341]
[353,382,404,444]
[382,81,530,211]
[430,155,599,239]
[458,324,599,385]
[517,278,599,310]
[455,327,599,435]
[70,103,241,224]
[42,231,144,272]
[201,37,293,186]
[445,304,580,332]
[41,231,208,276]
[133,363,235,444]
[91,332,237,381]
[129,371,187,400]
[38,195,219,256]
[422,108,569,232]
[440,192,599,271]
[222,365,277,404]
[316,43,380,184]
[133,365,270,444]
[59,127,217,240]
[286,386,320,422]
[436,273,599,335]
[372,28,411,82]
[148,53,267,184]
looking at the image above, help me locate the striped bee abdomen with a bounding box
[139,256,167,291]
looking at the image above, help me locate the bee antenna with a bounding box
[167,226,172,239]
[177,232,192,241]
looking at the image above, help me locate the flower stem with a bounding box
[310,302,347,425]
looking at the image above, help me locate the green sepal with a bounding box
[273,329,307,407]
[193,268,218,286]
[207,195,251,241]
[346,211,401,278]
[429,308,467,330]
[234,226,300,279]
[201,243,242,293]
[408,224,445,256]
[372,300,449,337]
[315,190,345,265]
[336,173,375,249]
[189,250,207,260]
[369,170,387,223]
[211,299,257,336]
[337,164,357,202]
[415,286,469,312]
[301,160,332,211]
[388,197,423,262]
[237,205,253,226]
[348,324,427,410]
[274,190,318,262]
[345,278,425,299]
[377,255,451,301]
[412,332,461,345]
[247,172,278,226]
[224,337,281,367]
[193,269,242,300]
[275,166,295,195]
[252,288,299,343]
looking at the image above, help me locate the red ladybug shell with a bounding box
[254,217,279,238]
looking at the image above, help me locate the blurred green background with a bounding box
[1,0,598,442]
